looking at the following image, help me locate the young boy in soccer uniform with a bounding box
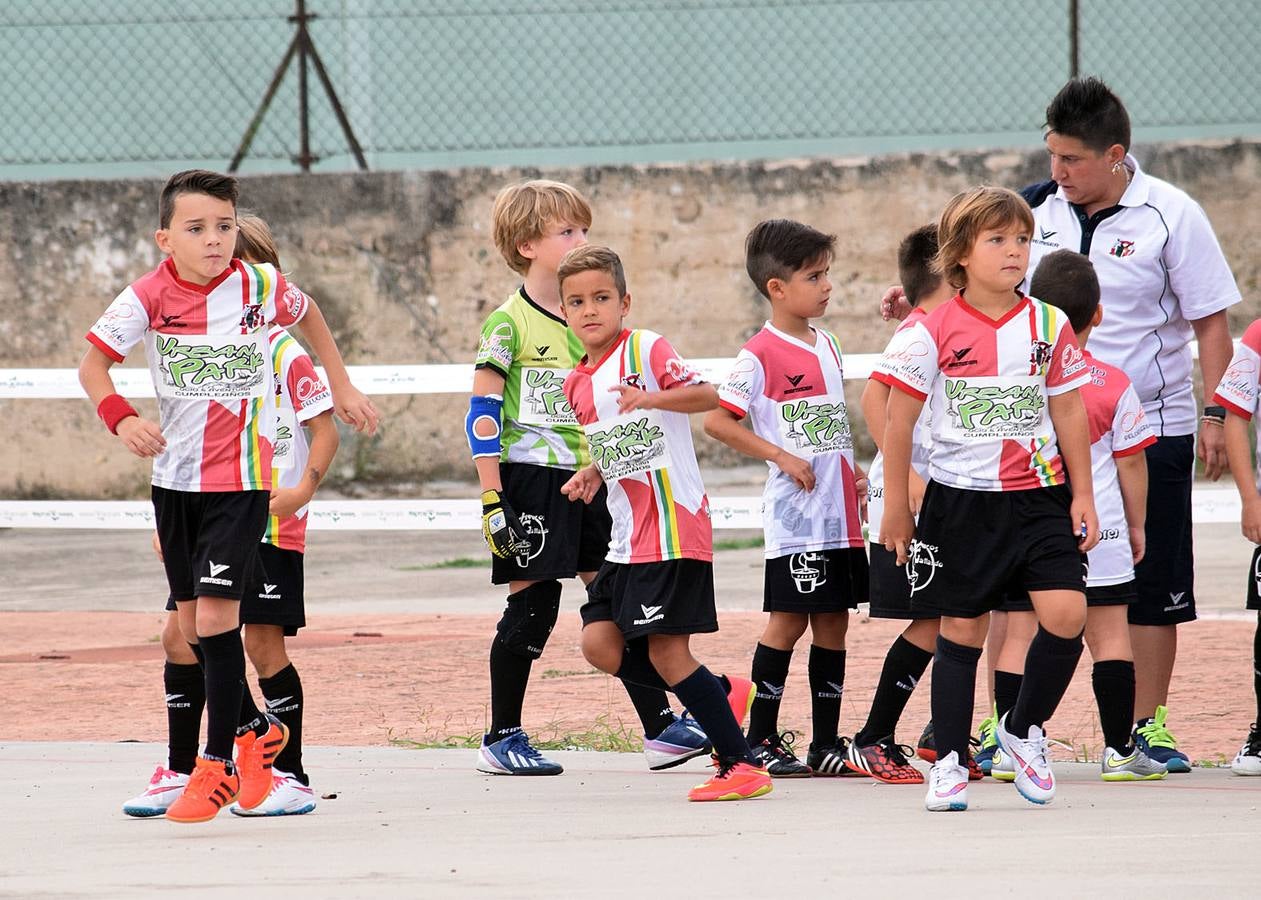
[468,181,706,776]
[1213,319,1261,776]
[704,220,868,778]
[556,244,768,802]
[121,214,338,818]
[987,250,1165,783]
[81,171,376,823]
[880,186,1099,812]
[846,224,960,785]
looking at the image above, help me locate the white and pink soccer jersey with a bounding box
[868,307,934,543]
[262,327,334,554]
[880,293,1090,492]
[1214,318,1261,490]
[716,322,863,557]
[1081,352,1156,585]
[86,258,308,493]
[564,329,713,565]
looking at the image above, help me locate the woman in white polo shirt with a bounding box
[880,77,1240,772]
[1021,77,1239,772]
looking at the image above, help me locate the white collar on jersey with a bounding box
[763,320,820,352]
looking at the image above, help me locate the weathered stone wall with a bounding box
[3,142,1258,498]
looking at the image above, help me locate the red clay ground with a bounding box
[1,610,1254,765]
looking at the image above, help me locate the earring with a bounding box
[1111,160,1124,175]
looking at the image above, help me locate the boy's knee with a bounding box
[496,581,562,660]
[161,613,197,663]
[243,625,289,677]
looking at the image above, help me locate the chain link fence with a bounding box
[2,1,1258,177]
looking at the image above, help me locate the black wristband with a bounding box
[1203,405,1227,421]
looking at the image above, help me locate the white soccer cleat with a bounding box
[230,770,317,816]
[924,750,969,812]
[996,714,1056,805]
[121,765,190,817]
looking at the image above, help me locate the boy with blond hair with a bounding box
[557,244,768,802]
[80,170,376,823]
[704,219,868,778]
[468,181,706,776]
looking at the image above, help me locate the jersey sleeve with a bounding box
[85,286,149,362]
[269,270,310,327]
[1214,319,1261,421]
[284,348,334,424]
[1165,199,1242,322]
[716,349,764,419]
[1046,319,1090,395]
[474,309,518,378]
[648,334,705,391]
[1111,382,1157,457]
[877,320,938,401]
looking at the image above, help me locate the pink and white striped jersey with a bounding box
[262,327,334,554]
[1081,351,1156,585]
[564,329,713,564]
[868,307,934,543]
[716,322,863,557]
[1214,319,1261,490]
[880,293,1089,492]
[86,258,308,493]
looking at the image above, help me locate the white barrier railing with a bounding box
[1,343,1240,529]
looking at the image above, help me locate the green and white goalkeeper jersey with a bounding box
[474,286,589,468]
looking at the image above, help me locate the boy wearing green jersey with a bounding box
[466,180,709,775]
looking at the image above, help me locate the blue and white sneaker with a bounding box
[1133,706,1191,774]
[476,731,563,776]
[644,712,711,771]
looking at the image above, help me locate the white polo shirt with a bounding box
[1023,154,1240,436]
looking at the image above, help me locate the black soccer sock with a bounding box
[1007,627,1084,737]
[188,641,205,667]
[488,634,533,740]
[259,663,306,783]
[994,669,1024,721]
[854,636,933,747]
[622,681,675,740]
[198,629,247,762]
[746,643,793,745]
[808,645,846,748]
[237,678,268,739]
[164,661,205,775]
[1254,613,1261,727]
[1091,659,1136,753]
[614,638,671,692]
[931,636,983,763]
[670,665,752,764]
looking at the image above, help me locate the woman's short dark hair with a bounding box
[1044,76,1131,153]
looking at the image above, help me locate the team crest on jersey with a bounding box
[1108,239,1135,258]
[906,539,943,595]
[622,373,645,390]
[240,304,265,329]
[1029,340,1054,371]
[789,552,828,593]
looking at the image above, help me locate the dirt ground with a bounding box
[1,607,1254,764]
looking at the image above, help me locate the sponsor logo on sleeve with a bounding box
[476,321,516,371]
[1059,344,1086,379]
[282,284,306,318]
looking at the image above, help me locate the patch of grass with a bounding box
[389,712,642,753]
[540,667,601,679]
[713,535,764,552]
[394,557,489,571]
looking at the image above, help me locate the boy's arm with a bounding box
[78,345,166,458]
[703,406,814,491]
[861,378,891,454]
[470,367,508,493]
[613,382,717,414]
[468,365,528,558]
[291,300,379,435]
[1224,414,1261,543]
[269,409,339,521]
[880,387,924,564]
[1048,389,1099,551]
[1114,452,1148,565]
